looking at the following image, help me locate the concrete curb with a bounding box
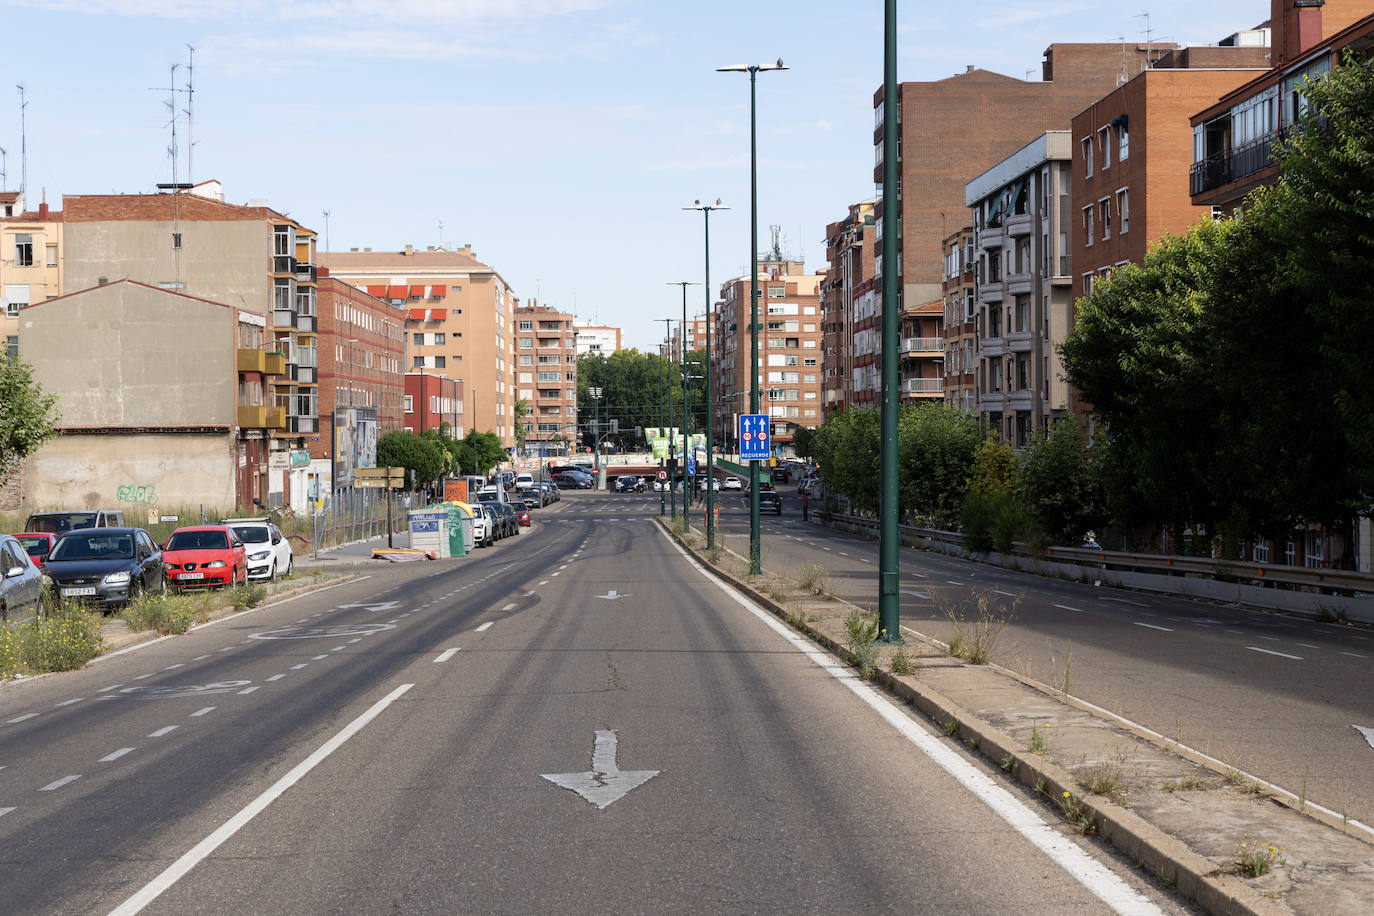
[659,518,1286,916]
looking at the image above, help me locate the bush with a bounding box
[228,584,267,609]
[961,488,1025,554]
[19,604,103,672]
[122,593,195,635]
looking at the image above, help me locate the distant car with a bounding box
[42,527,165,607]
[225,517,294,581]
[163,525,247,589]
[511,501,532,527]
[553,471,592,489]
[496,502,519,536]
[613,475,644,493]
[514,473,535,490]
[722,477,743,491]
[0,533,43,621]
[24,509,126,535]
[478,501,517,538]
[519,486,546,507]
[758,490,782,514]
[540,480,560,503]
[11,532,57,568]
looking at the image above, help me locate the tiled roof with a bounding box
[319,248,489,272]
[3,210,63,223]
[0,191,18,203]
[63,193,287,223]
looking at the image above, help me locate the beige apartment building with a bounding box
[574,322,622,356]
[320,245,516,447]
[1,194,64,360]
[714,257,824,453]
[670,314,709,361]
[515,302,577,456]
[820,201,874,420]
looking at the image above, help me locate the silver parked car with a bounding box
[0,533,46,622]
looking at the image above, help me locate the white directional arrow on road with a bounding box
[335,601,401,614]
[595,590,627,600]
[541,730,658,809]
[1355,725,1374,750]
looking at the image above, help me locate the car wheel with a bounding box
[267,561,277,582]
[285,556,293,577]
[128,579,142,603]
[156,574,166,596]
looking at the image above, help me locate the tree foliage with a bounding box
[577,348,709,452]
[897,402,981,526]
[456,431,506,476]
[967,433,1017,496]
[0,356,60,483]
[812,405,880,514]
[377,430,446,489]
[1016,417,1107,546]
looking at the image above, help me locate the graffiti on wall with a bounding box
[117,484,159,504]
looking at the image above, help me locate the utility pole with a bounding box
[877,0,902,643]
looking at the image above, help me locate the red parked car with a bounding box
[511,501,531,527]
[162,525,247,589]
[11,532,57,567]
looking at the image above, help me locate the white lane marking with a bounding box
[1225,629,1244,635]
[97,685,123,692]
[1055,604,1086,614]
[1256,636,1279,641]
[1356,726,1374,750]
[101,747,136,762]
[148,726,179,737]
[475,622,494,633]
[994,590,1017,598]
[539,580,549,585]
[348,638,362,644]
[551,572,561,577]
[40,775,81,791]
[312,654,328,660]
[1341,652,1368,659]
[266,675,286,682]
[663,529,1164,915]
[838,552,849,557]
[238,686,261,695]
[1099,596,1148,607]
[1298,643,1322,649]
[900,590,931,600]
[1134,623,1173,633]
[163,664,184,671]
[434,648,460,663]
[193,655,210,661]
[290,664,308,670]
[190,707,215,717]
[56,698,84,707]
[946,580,963,586]
[132,674,154,681]
[7,713,38,723]
[559,564,569,570]
[108,683,413,916]
[861,558,872,563]
[0,807,15,817]
[502,603,516,611]
[331,646,347,652]
[218,647,235,653]
[822,547,833,552]
[1247,647,1303,660]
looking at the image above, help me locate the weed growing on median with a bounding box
[122,593,195,635]
[889,646,915,676]
[1028,720,1051,755]
[228,584,267,609]
[942,718,960,737]
[1048,639,1073,698]
[1234,841,1285,878]
[1162,772,1216,792]
[843,610,880,679]
[1000,753,1017,775]
[6,600,104,673]
[797,563,828,596]
[1076,753,1130,805]
[1224,768,1264,796]
[937,588,1015,664]
[1057,790,1097,835]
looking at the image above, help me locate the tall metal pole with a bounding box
[748,68,761,573]
[658,319,673,517]
[686,201,727,549]
[667,283,698,512]
[878,0,902,642]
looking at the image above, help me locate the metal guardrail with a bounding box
[818,511,1374,599]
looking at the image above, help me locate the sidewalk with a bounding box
[665,518,1374,916]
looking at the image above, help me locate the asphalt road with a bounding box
[694,487,1374,830]
[0,493,1185,914]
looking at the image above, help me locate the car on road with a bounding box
[553,471,592,489]
[496,502,520,536]
[511,501,532,527]
[24,509,126,535]
[539,480,560,503]
[478,501,516,538]
[469,505,493,547]
[519,486,546,507]
[225,517,294,581]
[0,533,43,622]
[163,525,247,590]
[758,490,782,515]
[613,475,644,493]
[42,527,165,607]
[722,476,743,491]
[11,531,57,568]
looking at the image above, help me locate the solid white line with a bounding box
[1133,623,1174,633]
[40,775,81,791]
[502,603,516,611]
[1247,646,1303,660]
[101,748,136,762]
[434,648,460,663]
[475,622,493,633]
[56,698,84,707]
[1099,596,1148,607]
[660,528,1162,915]
[148,726,179,737]
[1054,604,1086,614]
[7,713,38,723]
[190,707,215,717]
[266,674,286,682]
[107,683,414,916]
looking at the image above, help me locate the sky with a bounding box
[2,1,1271,351]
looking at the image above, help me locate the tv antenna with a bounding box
[1134,11,1154,70]
[185,44,196,187]
[323,209,331,252]
[150,64,184,189]
[769,224,783,261]
[16,83,28,195]
[0,146,7,192]
[1116,35,1127,85]
[438,217,444,248]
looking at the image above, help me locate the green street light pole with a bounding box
[878,0,901,643]
[658,318,676,520]
[719,59,787,576]
[668,282,699,515]
[589,386,602,491]
[685,200,727,550]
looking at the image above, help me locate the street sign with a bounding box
[738,414,771,461]
[686,454,696,477]
[354,466,405,489]
[657,469,667,481]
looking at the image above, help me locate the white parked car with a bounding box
[722,476,743,491]
[225,518,294,581]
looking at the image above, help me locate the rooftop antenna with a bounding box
[1116,35,1127,86]
[769,224,783,262]
[0,146,7,192]
[16,83,28,195]
[184,44,196,187]
[322,209,331,252]
[1134,11,1154,70]
[438,217,444,249]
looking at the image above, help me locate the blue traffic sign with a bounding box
[738,413,771,461]
[686,454,696,477]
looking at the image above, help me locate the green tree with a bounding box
[1016,417,1107,546]
[812,406,880,514]
[790,426,816,461]
[897,402,981,527]
[0,356,60,483]
[377,430,446,489]
[967,432,1017,496]
[512,399,529,454]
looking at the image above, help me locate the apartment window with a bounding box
[1082,273,1095,296]
[172,232,182,249]
[403,395,413,412]
[1117,121,1129,159]
[518,354,533,366]
[518,337,533,348]
[434,333,445,345]
[1098,126,1111,169]
[767,285,785,298]
[1082,207,1094,246]
[413,356,424,368]
[519,320,533,331]
[14,234,33,266]
[45,244,57,267]
[1100,198,1111,241]
[5,335,17,358]
[413,333,425,345]
[1117,188,1130,234]
[433,356,446,368]
[1080,138,1093,178]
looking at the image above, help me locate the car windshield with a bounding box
[49,533,134,561]
[16,535,51,556]
[230,526,270,544]
[167,530,229,551]
[29,513,98,534]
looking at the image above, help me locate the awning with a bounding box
[430,285,447,297]
[428,309,445,321]
[366,285,387,298]
[409,285,426,298]
[387,285,408,299]
[407,308,427,320]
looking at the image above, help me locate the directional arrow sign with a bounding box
[1356,725,1374,750]
[541,730,658,809]
[595,590,627,600]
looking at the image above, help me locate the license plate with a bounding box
[178,572,205,580]
[63,587,97,596]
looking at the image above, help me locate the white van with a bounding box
[476,485,509,503]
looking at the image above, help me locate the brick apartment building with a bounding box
[670,314,709,362]
[515,301,577,455]
[714,257,824,453]
[404,372,464,437]
[320,245,518,447]
[941,227,977,414]
[899,299,945,403]
[821,201,874,420]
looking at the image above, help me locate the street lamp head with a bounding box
[716,65,749,72]
[762,59,788,71]
[684,199,730,212]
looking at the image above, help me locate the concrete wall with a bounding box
[63,219,271,315]
[23,432,237,513]
[19,282,235,427]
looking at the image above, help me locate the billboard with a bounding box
[332,406,378,489]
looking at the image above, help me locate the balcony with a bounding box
[1006,331,1034,352]
[264,351,288,375]
[288,416,318,435]
[237,348,266,373]
[1006,272,1032,296]
[901,337,941,355]
[296,314,316,334]
[1190,128,1280,196]
[271,255,297,275]
[237,405,267,428]
[901,378,944,396]
[296,366,317,384]
[1006,212,1033,238]
[273,308,297,329]
[266,406,286,429]
[979,282,1004,303]
[295,262,317,283]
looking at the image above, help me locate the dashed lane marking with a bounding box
[502,603,516,611]
[163,664,184,671]
[148,726,179,737]
[290,664,308,670]
[0,807,16,817]
[7,714,38,723]
[190,707,215,717]
[1248,646,1303,660]
[312,654,328,660]
[1134,623,1174,633]
[132,674,154,681]
[101,748,136,762]
[266,675,286,682]
[238,686,261,695]
[434,648,460,663]
[475,622,494,633]
[40,775,81,791]
[539,580,549,585]
[1055,604,1086,613]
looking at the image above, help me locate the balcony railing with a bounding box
[273,308,297,329]
[901,336,941,354]
[237,405,267,428]
[1190,129,1280,196]
[236,348,266,373]
[901,378,943,395]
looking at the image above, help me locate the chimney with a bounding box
[427,245,435,251]
[463,244,472,255]
[38,201,48,219]
[1275,0,1326,66]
